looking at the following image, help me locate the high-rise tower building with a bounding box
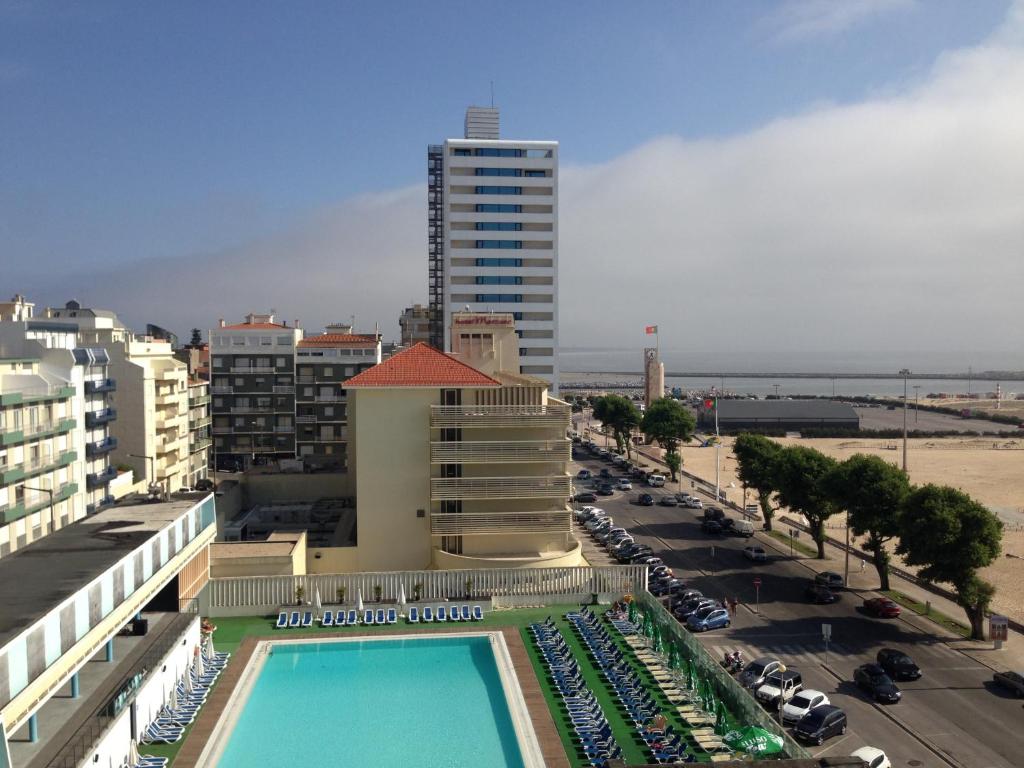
[427,106,559,391]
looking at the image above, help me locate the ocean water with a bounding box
[216,636,524,768]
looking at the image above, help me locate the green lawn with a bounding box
[882,590,971,638]
[767,529,819,558]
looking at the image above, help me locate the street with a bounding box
[571,447,1023,768]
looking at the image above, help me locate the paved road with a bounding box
[571,450,1023,768]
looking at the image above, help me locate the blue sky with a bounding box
[2,1,1022,367]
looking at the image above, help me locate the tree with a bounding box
[896,484,1002,639]
[823,454,910,590]
[641,397,696,481]
[189,328,203,347]
[733,434,782,531]
[592,395,640,459]
[772,446,839,558]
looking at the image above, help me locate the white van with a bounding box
[734,519,755,537]
[648,474,666,487]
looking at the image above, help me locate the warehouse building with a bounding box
[700,399,860,432]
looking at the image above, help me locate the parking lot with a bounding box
[571,439,1023,768]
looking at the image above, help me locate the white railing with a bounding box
[295,415,316,423]
[430,475,571,500]
[206,565,647,610]
[430,439,570,464]
[430,403,570,428]
[273,385,295,394]
[430,510,571,536]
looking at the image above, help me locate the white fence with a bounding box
[205,565,646,613]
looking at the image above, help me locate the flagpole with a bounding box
[714,393,720,502]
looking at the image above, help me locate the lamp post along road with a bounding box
[899,369,911,472]
[23,485,54,532]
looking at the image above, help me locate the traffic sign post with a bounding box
[991,615,1009,650]
[753,576,762,614]
[822,623,832,665]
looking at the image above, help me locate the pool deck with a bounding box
[172,626,569,768]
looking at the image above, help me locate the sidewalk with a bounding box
[634,444,1024,675]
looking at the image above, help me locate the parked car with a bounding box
[675,492,694,503]
[703,507,725,522]
[782,690,831,724]
[576,469,592,480]
[863,597,901,618]
[701,519,722,534]
[599,468,612,479]
[637,493,655,506]
[755,670,803,707]
[876,649,922,681]
[617,478,633,490]
[739,657,782,689]
[658,495,678,507]
[596,483,615,496]
[732,519,755,537]
[663,579,689,597]
[673,597,717,620]
[584,515,611,531]
[854,664,902,703]
[648,474,666,487]
[649,565,673,580]
[621,548,654,564]
[671,588,704,606]
[793,705,847,745]
[851,747,891,768]
[805,583,839,604]
[743,545,768,562]
[687,607,731,632]
[815,571,845,590]
[574,492,598,503]
[596,526,626,544]
[992,670,1024,697]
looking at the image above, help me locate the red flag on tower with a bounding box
[645,325,658,335]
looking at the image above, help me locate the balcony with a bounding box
[85,437,118,457]
[0,449,77,484]
[231,365,275,374]
[190,416,212,430]
[84,378,116,395]
[190,437,212,453]
[430,440,569,464]
[430,509,571,536]
[315,395,343,403]
[0,481,78,524]
[273,385,295,394]
[295,415,316,423]
[210,386,233,395]
[85,408,117,428]
[296,376,315,384]
[430,404,570,428]
[0,384,76,406]
[189,394,211,407]
[212,426,232,435]
[274,425,295,433]
[86,466,119,489]
[0,417,76,446]
[230,405,273,413]
[430,475,571,501]
[154,390,180,405]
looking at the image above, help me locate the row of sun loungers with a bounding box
[568,609,695,764]
[530,618,623,768]
[275,604,485,628]
[141,648,229,745]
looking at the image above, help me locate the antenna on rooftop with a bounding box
[490,80,494,107]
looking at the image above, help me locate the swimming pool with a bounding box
[203,633,541,768]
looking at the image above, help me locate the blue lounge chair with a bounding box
[422,606,434,622]
[436,606,447,622]
[386,608,397,624]
[288,611,301,627]
[472,605,484,621]
[461,605,471,621]
[335,610,347,627]
[275,611,288,628]
[301,611,313,627]
[449,605,460,622]
[408,606,420,623]
[363,609,374,625]
[321,609,334,627]
[375,608,386,624]
[347,609,358,625]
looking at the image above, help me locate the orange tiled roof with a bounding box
[345,343,500,388]
[298,334,378,348]
[221,322,289,330]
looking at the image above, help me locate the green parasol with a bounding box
[714,700,730,736]
[723,726,785,756]
[627,600,637,624]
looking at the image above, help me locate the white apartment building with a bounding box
[429,106,559,390]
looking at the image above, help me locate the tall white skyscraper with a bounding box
[428,106,559,389]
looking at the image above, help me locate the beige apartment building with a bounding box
[347,312,578,571]
[186,378,211,488]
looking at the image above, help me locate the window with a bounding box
[475,257,523,267]
[276,336,291,345]
[525,170,546,177]
[475,186,521,195]
[512,312,523,320]
[303,387,314,397]
[324,406,334,417]
[476,240,522,249]
[475,222,521,231]
[525,148,552,158]
[474,148,522,157]
[452,148,471,156]
[475,204,521,213]
[231,337,245,346]
[276,357,287,367]
[213,398,223,408]
[212,357,223,367]
[476,276,522,285]
[474,167,522,177]
[475,294,522,303]
[234,417,245,426]
[260,336,272,346]
[323,367,332,377]
[234,377,245,386]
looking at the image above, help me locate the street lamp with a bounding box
[776,663,787,724]
[23,485,54,530]
[772,384,780,399]
[913,385,921,423]
[899,369,911,472]
[129,453,157,488]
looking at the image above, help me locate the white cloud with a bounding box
[764,0,917,42]
[20,1,1024,369]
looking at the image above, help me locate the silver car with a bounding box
[739,657,782,689]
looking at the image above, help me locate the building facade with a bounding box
[428,106,559,390]
[398,304,431,348]
[186,378,211,487]
[644,347,665,408]
[208,314,303,469]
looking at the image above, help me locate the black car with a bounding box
[628,551,657,564]
[993,670,1024,697]
[671,588,704,606]
[638,493,654,506]
[805,583,839,604]
[574,492,597,503]
[618,546,653,563]
[596,483,614,496]
[701,519,722,534]
[876,649,922,681]
[674,597,718,620]
[854,664,902,703]
[658,495,677,507]
[793,705,847,745]
[599,468,612,479]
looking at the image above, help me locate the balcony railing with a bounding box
[0,417,76,446]
[85,408,117,428]
[0,449,77,484]
[272,385,295,394]
[86,466,119,489]
[231,366,275,374]
[210,386,233,394]
[189,394,211,407]
[315,394,343,402]
[190,416,212,429]
[274,425,295,433]
[430,403,570,428]
[84,378,116,395]
[430,439,570,464]
[430,510,571,536]
[0,384,76,406]
[212,426,232,434]
[295,415,316,423]
[0,481,78,524]
[430,475,571,501]
[154,391,180,405]
[190,437,212,453]
[230,406,273,413]
[85,437,118,457]
[295,375,316,384]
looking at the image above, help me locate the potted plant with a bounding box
[295,584,305,606]
[413,582,423,602]
[336,586,346,605]
[464,577,473,599]
[373,584,382,603]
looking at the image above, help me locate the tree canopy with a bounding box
[733,433,782,531]
[592,394,640,457]
[641,398,696,480]
[772,445,839,558]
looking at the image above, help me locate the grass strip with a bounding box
[767,529,819,558]
[882,590,971,638]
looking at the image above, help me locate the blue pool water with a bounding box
[216,635,525,768]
